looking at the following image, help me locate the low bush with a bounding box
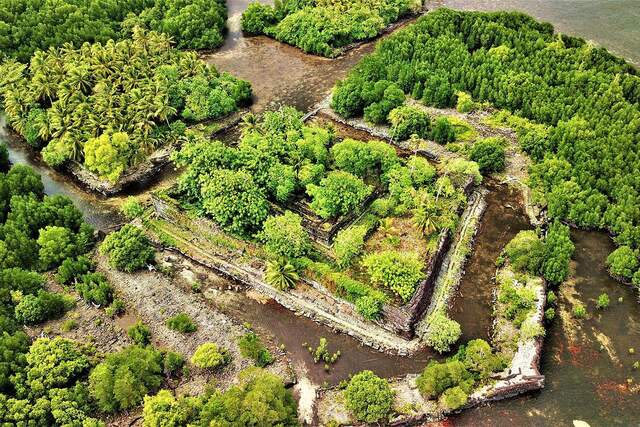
[76,272,113,306]
[121,197,145,219]
[333,225,368,268]
[416,360,471,399]
[56,256,94,286]
[424,313,462,353]
[165,313,197,334]
[306,171,373,219]
[388,105,431,140]
[363,251,425,303]
[128,321,152,346]
[190,343,231,370]
[238,332,274,367]
[14,291,73,325]
[431,117,456,144]
[100,225,155,272]
[89,345,163,413]
[469,137,506,174]
[260,211,309,259]
[596,293,610,309]
[344,370,395,424]
[573,304,587,318]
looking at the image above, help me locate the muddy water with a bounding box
[453,230,640,426]
[205,0,380,114]
[450,181,531,342]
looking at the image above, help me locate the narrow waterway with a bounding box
[1,1,639,423]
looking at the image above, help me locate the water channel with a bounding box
[1,1,639,424]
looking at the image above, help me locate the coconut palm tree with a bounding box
[265,259,299,291]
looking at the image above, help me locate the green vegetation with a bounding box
[89,345,163,413]
[100,225,155,272]
[573,304,587,318]
[14,291,74,325]
[144,367,298,425]
[0,0,229,61]
[596,293,610,310]
[190,343,230,370]
[331,8,640,282]
[0,29,250,183]
[265,258,300,290]
[363,250,425,303]
[307,337,341,364]
[424,312,462,354]
[128,321,152,345]
[171,106,475,321]
[469,137,506,174]
[241,0,423,57]
[238,332,274,367]
[260,211,310,259]
[389,105,431,140]
[165,312,197,333]
[417,339,504,410]
[121,197,145,219]
[344,370,395,423]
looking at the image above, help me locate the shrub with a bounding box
[306,171,373,219]
[470,137,506,174]
[606,246,638,279]
[596,293,610,310]
[76,272,113,306]
[344,370,395,424]
[417,360,471,399]
[362,251,425,303]
[142,389,201,427]
[544,307,556,321]
[106,299,125,317]
[424,313,462,353]
[463,339,503,379]
[121,197,144,219]
[407,156,437,187]
[546,290,557,306]
[456,91,476,113]
[190,343,230,370]
[128,321,152,346]
[56,256,94,286]
[14,291,73,325]
[37,226,79,270]
[573,304,587,318]
[440,385,468,410]
[260,212,309,259]
[163,351,185,378]
[84,132,133,184]
[241,3,277,34]
[431,117,456,144]
[388,105,431,140]
[89,345,163,413]
[364,84,405,124]
[165,313,197,334]
[238,332,274,367]
[333,225,368,268]
[198,367,298,425]
[100,225,155,272]
[201,169,269,236]
[443,158,482,185]
[22,337,92,393]
[503,230,545,274]
[265,258,299,290]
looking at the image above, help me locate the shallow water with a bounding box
[1,1,639,422]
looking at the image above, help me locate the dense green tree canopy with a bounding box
[0,29,250,183]
[0,0,229,61]
[241,0,423,57]
[331,8,640,275]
